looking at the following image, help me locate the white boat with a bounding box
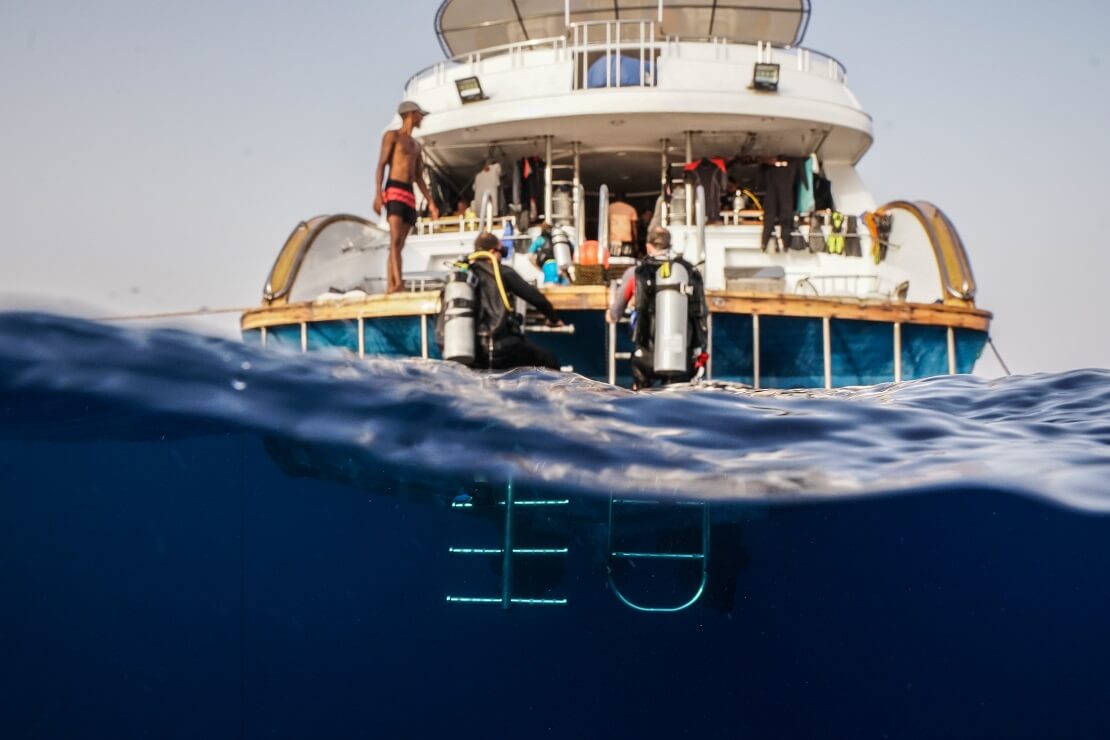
[242,0,990,388]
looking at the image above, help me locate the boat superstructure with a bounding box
[242,0,991,388]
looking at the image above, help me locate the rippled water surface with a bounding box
[4,312,1110,739]
[3,312,1108,509]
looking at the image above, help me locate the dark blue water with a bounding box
[3,312,1110,739]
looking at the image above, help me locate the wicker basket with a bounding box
[574,264,607,286]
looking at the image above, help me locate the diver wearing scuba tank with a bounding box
[435,232,564,370]
[606,228,709,390]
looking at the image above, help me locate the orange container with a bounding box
[579,240,599,266]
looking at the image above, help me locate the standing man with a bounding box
[373,101,440,294]
[607,193,639,261]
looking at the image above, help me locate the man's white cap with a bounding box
[397,100,429,116]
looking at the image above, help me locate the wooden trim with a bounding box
[241,287,992,333]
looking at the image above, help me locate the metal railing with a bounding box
[571,20,659,90]
[405,30,848,96]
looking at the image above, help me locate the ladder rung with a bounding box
[498,499,570,507]
[525,324,576,334]
[612,499,705,506]
[612,551,706,561]
[446,596,568,606]
[613,352,632,360]
[450,547,568,556]
[451,502,474,509]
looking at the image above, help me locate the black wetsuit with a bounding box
[468,260,561,371]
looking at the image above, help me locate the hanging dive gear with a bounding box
[827,211,846,255]
[807,213,827,254]
[844,214,862,257]
[864,211,893,264]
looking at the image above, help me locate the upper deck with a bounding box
[403,23,870,169]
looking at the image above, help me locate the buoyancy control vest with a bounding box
[435,251,520,365]
[827,211,846,255]
[632,256,708,378]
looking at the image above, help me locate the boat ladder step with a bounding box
[447,482,570,608]
[606,496,711,613]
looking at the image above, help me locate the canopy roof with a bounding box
[435,0,811,57]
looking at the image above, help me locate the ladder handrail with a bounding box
[606,497,711,613]
[598,184,610,265]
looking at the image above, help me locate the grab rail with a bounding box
[880,201,978,305]
[691,184,707,265]
[598,184,610,266]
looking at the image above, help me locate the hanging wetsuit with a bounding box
[760,158,802,252]
[813,172,835,211]
[683,158,728,223]
[796,157,816,215]
[519,157,546,223]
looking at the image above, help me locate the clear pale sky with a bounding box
[2,0,1108,375]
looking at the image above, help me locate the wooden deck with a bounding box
[241,287,992,333]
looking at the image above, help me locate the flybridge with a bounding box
[434,0,811,57]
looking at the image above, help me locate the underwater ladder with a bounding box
[447,482,711,612]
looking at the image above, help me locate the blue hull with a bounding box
[245,312,987,387]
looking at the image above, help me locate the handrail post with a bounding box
[684,131,694,226]
[660,138,670,225]
[574,184,585,245]
[947,326,957,375]
[893,322,903,383]
[692,184,706,265]
[544,135,553,222]
[706,312,714,381]
[823,316,833,390]
[752,313,761,390]
[598,184,610,266]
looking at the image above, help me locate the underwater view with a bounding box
[3,312,1110,738]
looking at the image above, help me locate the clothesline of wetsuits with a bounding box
[681,156,892,259]
[423,157,550,223]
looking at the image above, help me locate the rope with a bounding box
[988,337,1013,377]
[95,306,254,323]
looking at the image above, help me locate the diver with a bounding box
[606,228,709,390]
[436,232,565,371]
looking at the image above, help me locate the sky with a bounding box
[1,0,1108,375]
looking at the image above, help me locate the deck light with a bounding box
[455,76,486,103]
[752,63,780,92]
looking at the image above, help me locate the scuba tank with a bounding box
[827,211,846,255]
[442,269,478,365]
[552,227,573,273]
[653,260,690,378]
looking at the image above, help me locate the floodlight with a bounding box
[455,76,487,103]
[752,63,780,92]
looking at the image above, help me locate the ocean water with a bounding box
[2,311,1110,739]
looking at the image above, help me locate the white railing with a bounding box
[570,20,659,90]
[405,36,568,93]
[405,31,847,96]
